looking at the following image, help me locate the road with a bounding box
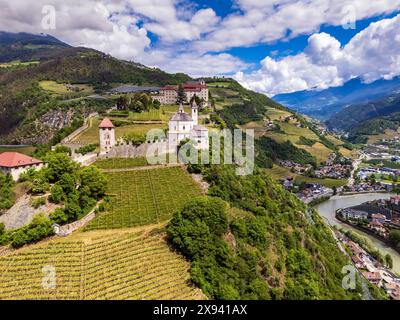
[347,151,366,187]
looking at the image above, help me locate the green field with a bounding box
[73,118,167,144]
[0,146,36,155]
[265,108,292,121]
[264,122,333,164]
[39,81,93,95]
[85,167,202,230]
[94,157,149,169]
[0,226,204,300]
[265,165,347,188]
[0,60,39,68]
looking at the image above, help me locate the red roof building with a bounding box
[0,152,43,181]
[99,118,115,129]
[0,152,42,168]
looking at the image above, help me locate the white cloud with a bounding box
[140,50,248,77]
[193,0,400,53]
[235,14,400,96]
[0,0,399,82]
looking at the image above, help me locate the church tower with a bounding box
[99,118,116,155]
[191,100,198,125]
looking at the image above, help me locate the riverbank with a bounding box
[335,212,400,255]
[314,193,400,274]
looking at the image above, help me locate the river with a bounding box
[314,193,400,274]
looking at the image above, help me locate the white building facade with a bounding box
[0,152,43,181]
[152,80,208,105]
[99,118,116,155]
[168,102,209,150]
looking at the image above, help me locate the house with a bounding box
[341,208,369,220]
[168,101,209,150]
[368,221,386,234]
[152,80,208,105]
[370,214,387,224]
[351,255,365,269]
[384,283,400,300]
[362,272,382,286]
[0,152,43,181]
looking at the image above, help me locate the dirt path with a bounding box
[0,195,59,230]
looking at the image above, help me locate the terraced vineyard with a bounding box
[0,226,204,300]
[94,157,149,170]
[85,167,202,230]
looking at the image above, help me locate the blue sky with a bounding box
[1,0,400,96]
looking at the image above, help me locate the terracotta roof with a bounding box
[0,152,42,168]
[362,272,381,280]
[369,221,384,227]
[371,214,386,219]
[99,118,114,128]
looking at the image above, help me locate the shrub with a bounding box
[11,213,54,248]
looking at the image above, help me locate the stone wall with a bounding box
[55,211,96,237]
[100,139,172,159]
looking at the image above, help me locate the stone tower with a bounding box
[99,118,116,155]
[191,100,198,125]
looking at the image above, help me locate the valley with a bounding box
[0,31,398,301]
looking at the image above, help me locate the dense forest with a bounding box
[168,163,363,300]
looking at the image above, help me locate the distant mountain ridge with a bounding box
[0,32,70,62]
[325,92,400,143]
[274,77,400,120]
[0,31,191,142]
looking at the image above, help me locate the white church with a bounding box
[168,101,209,150]
[98,101,209,156]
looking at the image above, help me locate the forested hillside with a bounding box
[168,164,363,299]
[326,93,400,143]
[0,36,190,143]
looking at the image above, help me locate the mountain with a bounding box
[0,32,191,143]
[274,77,400,120]
[326,92,400,143]
[0,32,70,63]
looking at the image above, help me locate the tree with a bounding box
[389,230,400,248]
[190,94,202,107]
[0,173,14,211]
[79,166,107,199]
[44,152,79,183]
[49,183,64,204]
[59,173,77,196]
[153,99,161,109]
[176,84,186,104]
[385,253,393,269]
[55,145,72,155]
[116,96,129,110]
[29,173,49,195]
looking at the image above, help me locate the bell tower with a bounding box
[99,118,116,155]
[191,100,198,125]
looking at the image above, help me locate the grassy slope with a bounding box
[72,117,167,144]
[0,46,190,140]
[0,225,204,300]
[209,80,350,165]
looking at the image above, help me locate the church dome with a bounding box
[171,113,193,121]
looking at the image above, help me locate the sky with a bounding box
[0,0,399,97]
